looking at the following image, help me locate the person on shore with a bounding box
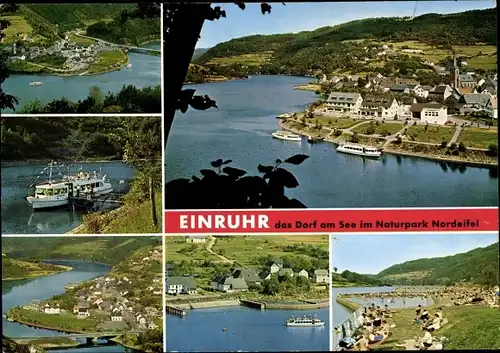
[419,327,433,350]
[420,308,430,322]
[425,314,441,332]
[354,334,370,351]
[436,307,443,320]
[415,305,422,323]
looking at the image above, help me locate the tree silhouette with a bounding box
[163,3,310,209]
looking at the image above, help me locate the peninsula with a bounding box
[2,255,72,281]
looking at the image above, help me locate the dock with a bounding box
[68,191,127,207]
[165,304,186,317]
[239,299,265,309]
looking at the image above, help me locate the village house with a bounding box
[269,259,284,274]
[410,85,430,98]
[212,276,249,293]
[410,103,448,125]
[77,308,90,319]
[491,97,498,119]
[166,276,197,295]
[313,269,330,283]
[297,269,309,278]
[185,235,207,243]
[389,84,410,94]
[428,85,454,101]
[111,312,123,322]
[43,304,60,315]
[459,73,477,88]
[136,313,147,325]
[278,268,294,277]
[458,94,492,115]
[397,102,412,119]
[325,92,363,114]
[231,267,262,286]
[359,96,399,118]
[166,264,174,277]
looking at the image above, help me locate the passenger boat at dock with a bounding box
[26,162,113,210]
[336,143,382,158]
[29,81,43,87]
[286,315,325,327]
[272,130,302,142]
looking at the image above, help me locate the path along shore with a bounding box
[168,297,329,310]
[280,118,497,168]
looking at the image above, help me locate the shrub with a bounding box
[458,142,467,152]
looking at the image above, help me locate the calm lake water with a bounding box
[166,306,329,352]
[2,260,133,353]
[2,42,161,114]
[1,161,135,234]
[165,75,498,208]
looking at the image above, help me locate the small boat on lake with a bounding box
[286,315,325,327]
[336,143,382,158]
[126,63,132,69]
[272,130,301,142]
[308,136,324,143]
[29,81,43,87]
[277,113,292,119]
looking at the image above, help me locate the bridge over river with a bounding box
[9,330,144,341]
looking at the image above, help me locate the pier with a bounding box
[239,299,265,309]
[69,191,127,207]
[165,304,187,317]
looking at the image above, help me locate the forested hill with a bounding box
[376,242,499,286]
[194,7,496,76]
[1,236,161,265]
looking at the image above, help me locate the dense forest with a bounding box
[376,242,499,286]
[13,85,161,114]
[1,115,160,161]
[86,3,160,45]
[194,8,496,76]
[1,336,30,353]
[1,236,161,265]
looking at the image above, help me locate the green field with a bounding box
[405,125,455,144]
[377,305,500,350]
[457,128,498,149]
[2,258,71,281]
[87,50,128,73]
[207,52,273,66]
[352,121,404,135]
[0,15,46,43]
[68,33,95,46]
[315,116,361,129]
[8,308,100,332]
[466,55,497,70]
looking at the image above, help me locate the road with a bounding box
[205,236,233,263]
[72,31,160,53]
[10,330,144,340]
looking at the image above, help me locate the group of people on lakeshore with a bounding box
[335,303,395,351]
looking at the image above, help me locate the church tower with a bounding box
[453,53,460,89]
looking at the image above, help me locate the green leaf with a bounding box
[235,2,246,10]
[272,168,299,188]
[200,169,218,178]
[210,159,224,168]
[258,164,274,173]
[222,166,247,178]
[284,154,309,165]
[222,159,233,165]
[260,3,272,14]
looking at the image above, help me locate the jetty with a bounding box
[165,304,186,317]
[69,191,126,207]
[239,299,265,309]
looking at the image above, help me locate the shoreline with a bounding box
[281,121,498,168]
[171,297,330,310]
[1,158,125,167]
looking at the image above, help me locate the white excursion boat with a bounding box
[26,162,113,210]
[272,130,302,142]
[29,81,43,87]
[286,315,325,327]
[336,143,382,158]
[126,63,132,69]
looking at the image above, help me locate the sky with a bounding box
[331,233,499,275]
[196,1,495,48]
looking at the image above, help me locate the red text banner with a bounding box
[164,208,499,234]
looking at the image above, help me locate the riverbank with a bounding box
[109,335,148,352]
[294,83,321,92]
[2,264,73,282]
[281,119,498,167]
[0,158,124,167]
[169,296,330,310]
[14,337,80,350]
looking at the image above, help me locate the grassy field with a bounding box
[77,192,162,234]
[2,258,72,281]
[68,33,95,46]
[87,50,128,74]
[466,55,497,70]
[206,52,273,66]
[9,308,100,332]
[166,234,329,264]
[315,116,361,129]
[405,125,455,144]
[0,15,46,43]
[377,305,500,350]
[457,128,498,149]
[352,121,404,135]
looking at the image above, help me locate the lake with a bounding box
[1,161,135,234]
[2,42,161,114]
[166,306,329,352]
[165,75,498,208]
